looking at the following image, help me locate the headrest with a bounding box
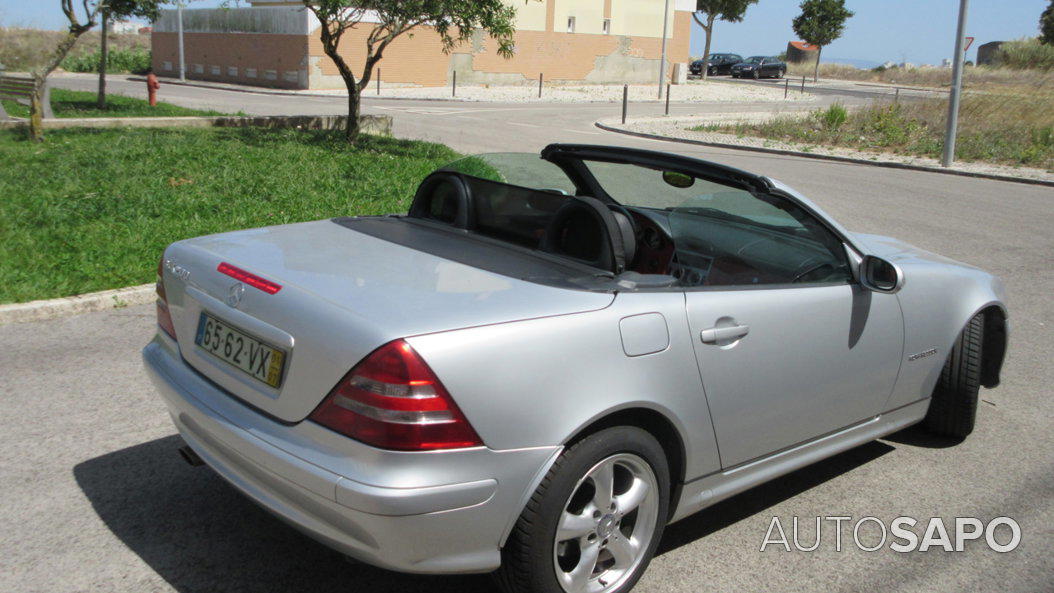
[408,172,473,229]
[540,196,628,273]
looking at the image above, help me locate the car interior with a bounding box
[404,148,852,291]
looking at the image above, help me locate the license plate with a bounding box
[194,312,286,388]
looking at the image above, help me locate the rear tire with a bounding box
[924,314,984,438]
[494,427,670,593]
[752,70,760,80]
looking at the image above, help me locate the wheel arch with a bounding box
[562,405,688,520]
[976,304,1008,388]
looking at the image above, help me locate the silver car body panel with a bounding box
[144,333,561,573]
[143,160,1008,575]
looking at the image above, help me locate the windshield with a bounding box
[745,56,764,64]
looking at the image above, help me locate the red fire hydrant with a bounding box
[146,71,160,106]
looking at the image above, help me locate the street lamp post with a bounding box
[941,0,969,167]
[658,0,670,99]
[177,1,186,82]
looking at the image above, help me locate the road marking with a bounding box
[508,122,539,128]
[566,129,602,135]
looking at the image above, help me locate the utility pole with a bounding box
[942,0,968,167]
[97,5,108,108]
[658,0,670,99]
[177,1,186,82]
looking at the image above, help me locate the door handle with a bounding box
[700,324,750,344]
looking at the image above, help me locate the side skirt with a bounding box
[669,398,929,523]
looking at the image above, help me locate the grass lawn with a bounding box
[1,88,236,118]
[0,127,461,304]
[695,94,1054,171]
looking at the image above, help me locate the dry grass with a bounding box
[0,27,149,73]
[698,88,1054,170]
[785,61,1054,93]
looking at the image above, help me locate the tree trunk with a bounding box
[30,27,91,141]
[97,9,108,109]
[813,45,822,83]
[345,84,361,142]
[29,86,45,142]
[701,16,714,81]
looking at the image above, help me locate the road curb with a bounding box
[594,121,1054,188]
[0,284,155,325]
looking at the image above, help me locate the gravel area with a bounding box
[304,81,812,103]
[610,114,1054,183]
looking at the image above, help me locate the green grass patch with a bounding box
[1,88,236,119]
[0,127,461,303]
[694,94,1054,170]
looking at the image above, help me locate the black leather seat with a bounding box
[540,196,635,274]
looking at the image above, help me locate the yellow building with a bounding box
[151,0,693,89]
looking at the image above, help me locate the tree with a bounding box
[791,0,854,82]
[303,0,517,143]
[692,0,758,80]
[29,1,159,141]
[1041,0,1054,45]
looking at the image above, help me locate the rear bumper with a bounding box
[142,335,560,574]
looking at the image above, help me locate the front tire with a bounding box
[924,314,984,438]
[495,427,670,593]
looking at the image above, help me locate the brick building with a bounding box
[151,0,693,90]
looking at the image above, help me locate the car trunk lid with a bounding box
[161,219,614,422]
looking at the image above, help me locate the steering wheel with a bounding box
[605,203,638,233]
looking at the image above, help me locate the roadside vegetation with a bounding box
[0,128,460,303]
[786,39,1054,91]
[60,47,151,74]
[1,88,234,118]
[0,27,149,72]
[695,92,1054,170]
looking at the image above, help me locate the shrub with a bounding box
[818,103,848,130]
[997,37,1054,71]
[60,47,152,74]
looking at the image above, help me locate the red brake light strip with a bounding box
[217,262,282,294]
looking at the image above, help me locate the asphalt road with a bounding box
[2,77,1052,593]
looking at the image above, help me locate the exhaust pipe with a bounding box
[178,445,205,467]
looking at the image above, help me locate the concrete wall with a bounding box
[308,11,692,89]
[152,2,692,90]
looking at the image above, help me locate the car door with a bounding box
[550,149,905,469]
[671,196,905,468]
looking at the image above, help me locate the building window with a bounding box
[567,16,575,33]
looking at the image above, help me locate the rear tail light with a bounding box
[309,340,483,451]
[156,257,177,340]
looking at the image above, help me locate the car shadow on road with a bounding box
[882,424,964,449]
[656,440,894,556]
[73,434,494,593]
[76,435,897,591]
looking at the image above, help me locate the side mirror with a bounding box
[860,255,904,293]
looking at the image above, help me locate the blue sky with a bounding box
[0,0,1048,66]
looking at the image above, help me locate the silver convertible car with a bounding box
[143,145,1007,593]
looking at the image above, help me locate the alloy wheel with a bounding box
[552,453,659,593]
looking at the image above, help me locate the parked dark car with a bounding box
[690,53,743,76]
[730,56,787,79]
